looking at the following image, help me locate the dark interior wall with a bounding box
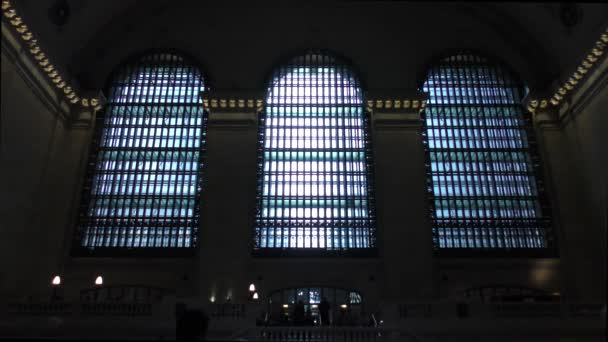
[70,2,555,92]
[2,1,606,306]
[0,46,91,297]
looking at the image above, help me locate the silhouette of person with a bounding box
[294,300,305,325]
[319,297,330,326]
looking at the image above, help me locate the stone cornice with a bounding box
[366,90,428,129]
[365,90,429,114]
[526,28,607,116]
[200,90,263,128]
[566,55,608,122]
[525,39,608,130]
[372,111,423,129]
[532,107,561,131]
[2,22,71,123]
[200,90,264,114]
[2,0,106,118]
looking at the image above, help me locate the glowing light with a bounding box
[252,292,259,300]
[94,276,103,286]
[210,296,215,303]
[51,275,61,286]
[283,304,289,308]
[340,304,348,309]
[249,283,256,292]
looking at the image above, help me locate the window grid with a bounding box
[422,52,553,253]
[74,52,207,254]
[254,52,377,255]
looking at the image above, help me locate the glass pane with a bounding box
[422,52,550,250]
[255,52,376,251]
[78,53,206,249]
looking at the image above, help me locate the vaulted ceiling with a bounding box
[11,1,608,91]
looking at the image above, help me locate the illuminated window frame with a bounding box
[253,51,377,256]
[72,51,208,256]
[421,51,554,256]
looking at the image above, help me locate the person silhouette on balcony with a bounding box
[319,297,330,326]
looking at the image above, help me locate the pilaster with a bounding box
[367,90,437,300]
[196,90,264,302]
[526,53,607,302]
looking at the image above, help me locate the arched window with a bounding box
[74,51,207,254]
[254,51,376,255]
[422,51,553,253]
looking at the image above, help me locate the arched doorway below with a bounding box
[265,287,365,326]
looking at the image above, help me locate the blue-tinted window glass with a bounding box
[422,52,551,250]
[76,52,206,250]
[254,52,376,252]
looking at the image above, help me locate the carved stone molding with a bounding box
[365,90,428,113]
[526,45,608,129]
[70,91,105,129]
[200,90,264,128]
[366,90,428,129]
[533,107,561,131]
[526,28,608,115]
[201,90,264,113]
[2,0,105,113]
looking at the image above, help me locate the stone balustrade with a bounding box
[0,299,604,340]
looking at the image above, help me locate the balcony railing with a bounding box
[1,299,605,341]
[255,327,386,342]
